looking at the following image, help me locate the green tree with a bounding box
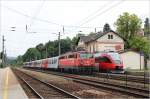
[103,23,111,32]
[129,36,150,58]
[144,18,150,36]
[115,12,142,40]
[14,55,23,66]
[36,43,44,58]
[128,36,150,58]
[71,36,78,50]
[23,48,41,62]
[114,12,150,58]
[45,41,55,58]
[60,37,72,54]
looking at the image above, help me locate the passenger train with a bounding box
[24,51,95,73]
[24,51,124,73]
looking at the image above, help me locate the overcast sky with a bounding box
[0,0,149,57]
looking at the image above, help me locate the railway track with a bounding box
[65,75,149,98]
[25,68,149,98]
[12,68,80,99]
[93,72,150,84]
[15,73,43,99]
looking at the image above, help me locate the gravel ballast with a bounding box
[18,68,135,98]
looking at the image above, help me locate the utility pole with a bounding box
[4,49,7,67]
[95,28,97,33]
[2,35,5,67]
[45,47,47,58]
[58,32,61,56]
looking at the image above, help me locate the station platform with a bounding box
[0,67,28,99]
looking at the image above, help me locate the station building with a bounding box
[77,30,125,52]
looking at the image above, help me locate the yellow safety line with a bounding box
[3,69,9,99]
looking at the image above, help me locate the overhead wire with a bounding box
[64,0,124,33]
[2,5,109,29]
[78,0,125,27]
[29,0,46,27]
[2,5,105,35]
[3,6,62,26]
[74,0,114,26]
[2,0,125,35]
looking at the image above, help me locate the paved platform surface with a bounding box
[0,67,28,99]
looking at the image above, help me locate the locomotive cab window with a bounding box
[97,57,111,63]
[80,53,93,59]
[59,56,65,59]
[68,54,75,58]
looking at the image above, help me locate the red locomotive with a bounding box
[94,51,124,73]
[59,51,95,72]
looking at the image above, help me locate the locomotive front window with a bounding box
[80,53,93,59]
[98,57,111,63]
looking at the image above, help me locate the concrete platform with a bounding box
[0,67,28,99]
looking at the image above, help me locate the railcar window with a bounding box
[48,59,51,64]
[52,59,55,64]
[54,59,57,63]
[52,59,53,64]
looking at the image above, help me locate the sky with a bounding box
[0,0,150,57]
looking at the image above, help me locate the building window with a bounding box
[108,34,113,39]
[108,35,111,39]
[111,35,113,39]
